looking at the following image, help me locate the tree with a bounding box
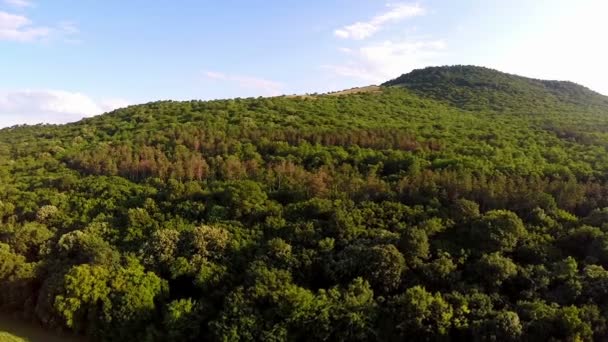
[516,301,593,341]
[559,225,608,264]
[328,244,406,292]
[582,207,608,230]
[141,228,180,272]
[421,252,460,289]
[56,230,119,266]
[547,257,581,305]
[475,311,523,342]
[0,243,25,281]
[211,263,317,341]
[473,252,518,288]
[36,205,60,224]
[389,286,453,339]
[265,238,294,269]
[54,260,165,340]
[0,246,36,311]
[3,222,53,261]
[581,264,608,306]
[221,180,268,219]
[54,264,111,332]
[451,198,480,220]
[311,278,378,341]
[365,244,406,292]
[125,207,158,245]
[399,228,429,267]
[471,210,526,253]
[186,225,231,261]
[163,298,202,342]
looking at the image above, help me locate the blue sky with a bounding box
[1,0,607,127]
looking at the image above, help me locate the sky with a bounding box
[1,0,607,127]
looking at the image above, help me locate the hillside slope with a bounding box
[2,66,608,341]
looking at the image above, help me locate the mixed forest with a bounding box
[3,66,608,341]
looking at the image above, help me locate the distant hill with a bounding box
[383,65,608,111]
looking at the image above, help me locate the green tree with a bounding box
[472,210,526,253]
[399,228,430,267]
[389,286,453,339]
[163,298,202,342]
[141,228,180,272]
[221,180,268,219]
[55,260,165,340]
[475,311,523,342]
[474,252,518,289]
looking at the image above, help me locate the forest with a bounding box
[2,65,608,341]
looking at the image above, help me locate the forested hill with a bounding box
[383,65,608,111]
[3,66,608,341]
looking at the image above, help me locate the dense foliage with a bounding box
[2,66,608,341]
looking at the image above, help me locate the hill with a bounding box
[384,65,608,110]
[2,66,608,341]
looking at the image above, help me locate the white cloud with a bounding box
[0,89,130,127]
[325,39,446,83]
[0,11,78,42]
[0,11,49,41]
[3,0,32,8]
[203,71,284,96]
[334,3,425,40]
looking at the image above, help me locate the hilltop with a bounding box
[2,66,608,341]
[383,65,608,110]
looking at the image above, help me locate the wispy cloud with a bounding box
[0,89,129,127]
[0,11,49,41]
[204,71,228,80]
[324,39,446,83]
[334,3,425,40]
[3,0,33,8]
[203,71,284,96]
[0,10,78,42]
